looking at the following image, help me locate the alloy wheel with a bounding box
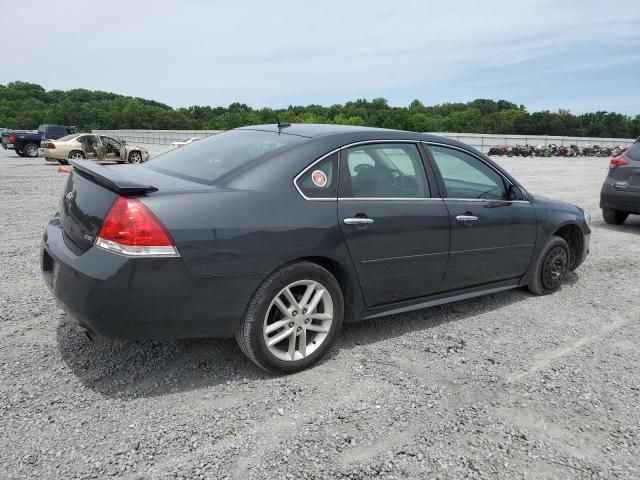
[263,280,334,362]
[129,152,142,163]
[69,152,84,160]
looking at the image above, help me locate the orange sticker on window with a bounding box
[311,170,328,187]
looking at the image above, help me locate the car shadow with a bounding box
[593,217,640,235]
[57,282,559,400]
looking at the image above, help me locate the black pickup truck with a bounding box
[1,125,78,157]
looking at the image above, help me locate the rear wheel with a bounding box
[528,236,570,295]
[602,208,628,225]
[128,151,143,163]
[68,151,85,161]
[23,143,39,158]
[236,261,344,374]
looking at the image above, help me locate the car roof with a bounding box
[237,123,460,146]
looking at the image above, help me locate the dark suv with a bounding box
[600,138,640,224]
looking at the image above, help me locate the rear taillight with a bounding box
[43,142,55,149]
[9,134,16,143]
[95,196,179,257]
[610,157,629,167]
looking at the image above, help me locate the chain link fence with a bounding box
[92,129,636,152]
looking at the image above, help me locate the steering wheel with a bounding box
[386,168,406,195]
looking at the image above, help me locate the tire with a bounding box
[236,261,344,374]
[23,143,39,158]
[528,236,570,296]
[602,208,628,225]
[507,152,513,157]
[128,151,143,164]
[68,151,85,161]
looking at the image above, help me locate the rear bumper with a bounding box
[41,217,264,339]
[600,183,640,214]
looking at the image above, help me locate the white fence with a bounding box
[427,133,636,153]
[92,129,637,152]
[92,129,222,145]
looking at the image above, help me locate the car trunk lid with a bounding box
[60,160,204,254]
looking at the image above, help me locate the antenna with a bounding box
[275,114,291,129]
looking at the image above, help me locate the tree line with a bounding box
[1,81,639,138]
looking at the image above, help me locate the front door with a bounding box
[338,142,450,307]
[424,144,537,292]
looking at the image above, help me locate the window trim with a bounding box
[293,139,530,203]
[422,141,531,203]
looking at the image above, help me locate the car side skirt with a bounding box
[361,278,521,320]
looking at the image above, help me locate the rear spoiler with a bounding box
[70,160,157,194]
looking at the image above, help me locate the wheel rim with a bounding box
[263,280,334,362]
[130,152,142,163]
[69,152,83,160]
[26,145,38,156]
[541,246,568,289]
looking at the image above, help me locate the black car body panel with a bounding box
[41,125,591,340]
[600,141,640,215]
[5,124,78,153]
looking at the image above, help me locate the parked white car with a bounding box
[170,137,200,149]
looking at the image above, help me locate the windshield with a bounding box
[56,134,80,142]
[147,129,304,183]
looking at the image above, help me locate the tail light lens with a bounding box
[95,196,179,257]
[43,142,55,149]
[9,134,16,143]
[610,157,629,167]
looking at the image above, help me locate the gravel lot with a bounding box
[1,148,639,479]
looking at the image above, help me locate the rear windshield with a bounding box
[146,129,303,183]
[57,134,80,142]
[627,142,640,162]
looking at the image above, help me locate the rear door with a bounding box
[424,143,536,292]
[337,142,450,306]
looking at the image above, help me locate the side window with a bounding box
[428,146,508,200]
[343,143,429,198]
[296,153,338,199]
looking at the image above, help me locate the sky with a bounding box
[1,0,639,114]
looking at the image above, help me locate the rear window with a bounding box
[146,130,303,183]
[627,142,640,162]
[57,134,80,142]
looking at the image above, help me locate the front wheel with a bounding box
[528,236,570,296]
[602,208,628,225]
[236,261,344,374]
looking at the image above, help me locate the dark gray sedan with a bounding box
[41,124,591,373]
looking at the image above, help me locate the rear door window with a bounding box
[342,143,429,198]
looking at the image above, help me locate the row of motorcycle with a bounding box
[487,144,628,157]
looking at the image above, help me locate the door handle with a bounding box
[456,215,478,223]
[343,217,374,225]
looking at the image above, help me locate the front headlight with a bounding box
[583,210,592,226]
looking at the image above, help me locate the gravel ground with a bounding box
[1,148,639,479]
